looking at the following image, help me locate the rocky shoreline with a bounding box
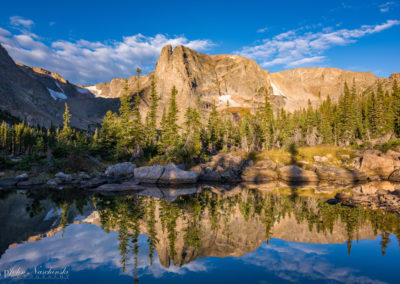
[1,149,400,213]
[2,149,400,189]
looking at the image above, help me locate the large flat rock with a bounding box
[278,165,319,182]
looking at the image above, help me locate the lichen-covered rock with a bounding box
[389,169,400,182]
[158,164,199,184]
[197,153,248,182]
[198,170,222,182]
[278,165,319,182]
[134,165,165,183]
[315,165,367,185]
[360,154,394,179]
[16,173,29,180]
[55,172,72,182]
[105,162,136,177]
[241,160,278,182]
[78,172,91,180]
[46,179,59,188]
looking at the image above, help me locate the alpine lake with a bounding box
[0,183,399,283]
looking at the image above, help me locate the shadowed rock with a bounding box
[278,165,319,182]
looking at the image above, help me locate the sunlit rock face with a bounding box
[1,186,398,270]
[1,42,398,128]
[89,45,398,123]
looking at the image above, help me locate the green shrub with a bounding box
[13,155,44,171]
[0,155,15,170]
[374,139,400,153]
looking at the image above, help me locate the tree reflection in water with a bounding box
[1,185,400,283]
[94,187,400,272]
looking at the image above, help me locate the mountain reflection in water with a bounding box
[0,184,399,283]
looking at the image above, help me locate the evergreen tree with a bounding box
[163,86,179,148]
[337,82,356,144]
[374,83,387,136]
[119,79,134,119]
[207,103,222,152]
[60,103,72,144]
[260,91,274,149]
[183,106,202,159]
[0,121,7,150]
[392,80,400,136]
[136,67,142,95]
[145,75,160,145]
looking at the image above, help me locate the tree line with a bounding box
[1,76,399,166]
[95,77,400,164]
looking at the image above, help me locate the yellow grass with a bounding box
[256,149,292,165]
[297,145,356,167]
[254,145,358,168]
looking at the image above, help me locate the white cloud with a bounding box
[379,2,395,13]
[237,20,400,70]
[257,27,268,33]
[0,223,209,280]
[9,16,34,29]
[0,20,214,85]
[242,242,386,283]
[0,27,11,36]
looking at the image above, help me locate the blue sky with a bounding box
[0,0,399,85]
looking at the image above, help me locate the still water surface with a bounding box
[0,185,399,283]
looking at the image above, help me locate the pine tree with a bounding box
[207,103,222,152]
[183,106,202,158]
[373,83,386,137]
[392,80,400,136]
[145,75,160,145]
[62,103,71,131]
[318,95,334,144]
[136,67,142,95]
[163,86,179,148]
[260,91,274,149]
[119,79,133,119]
[0,121,7,150]
[116,78,144,157]
[92,128,99,149]
[337,82,356,144]
[160,107,167,140]
[239,113,251,152]
[60,103,72,144]
[99,110,118,155]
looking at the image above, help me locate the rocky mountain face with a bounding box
[0,44,119,130]
[88,45,399,123]
[1,43,399,128]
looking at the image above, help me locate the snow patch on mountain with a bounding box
[55,81,63,92]
[85,85,103,97]
[76,87,91,94]
[270,81,287,98]
[218,94,240,107]
[47,88,67,100]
